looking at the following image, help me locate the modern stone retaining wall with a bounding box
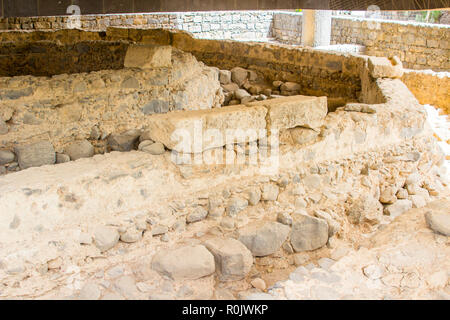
[0,11,274,40]
[272,12,450,72]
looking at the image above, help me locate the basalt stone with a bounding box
[14,141,56,170]
[238,221,290,257]
[107,130,141,152]
[148,69,169,86]
[0,150,15,165]
[0,87,33,100]
[142,100,170,115]
[204,237,253,281]
[121,77,140,89]
[65,139,95,161]
[290,214,329,252]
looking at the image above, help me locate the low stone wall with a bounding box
[0,28,364,99]
[402,70,450,114]
[0,45,223,155]
[272,12,450,72]
[0,11,274,40]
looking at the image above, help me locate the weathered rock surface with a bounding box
[238,221,290,256]
[65,139,95,160]
[0,150,15,165]
[151,245,215,280]
[141,142,165,155]
[291,215,329,252]
[93,226,120,252]
[56,153,70,164]
[187,206,208,223]
[246,187,261,206]
[144,105,267,153]
[250,95,327,130]
[384,199,413,218]
[120,228,142,243]
[204,237,253,281]
[78,282,102,300]
[14,141,56,169]
[234,89,251,100]
[226,197,248,216]
[231,67,248,86]
[425,211,450,236]
[219,70,232,84]
[108,130,141,152]
[348,194,383,224]
[289,127,319,145]
[261,184,279,201]
[0,119,8,135]
[280,82,300,92]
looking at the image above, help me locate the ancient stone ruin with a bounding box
[0,25,448,300]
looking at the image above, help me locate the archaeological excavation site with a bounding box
[0,1,449,303]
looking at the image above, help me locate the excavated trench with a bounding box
[0,28,448,300]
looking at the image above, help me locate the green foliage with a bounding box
[295,9,302,12]
[416,11,442,23]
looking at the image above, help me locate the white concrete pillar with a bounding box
[301,10,332,47]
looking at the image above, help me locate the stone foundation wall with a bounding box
[272,12,450,72]
[0,45,223,154]
[0,28,364,98]
[0,11,274,40]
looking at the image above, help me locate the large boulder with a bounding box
[124,44,172,69]
[151,245,215,280]
[368,56,403,79]
[14,141,56,170]
[204,237,253,281]
[248,95,327,131]
[238,221,290,256]
[290,214,329,252]
[144,105,267,153]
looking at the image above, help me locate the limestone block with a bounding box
[250,95,327,131]
[124,44,172,69]
[151,245,215,280]
[368,56,403,79]
[204,237,253,281]
[145,105,267,153]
